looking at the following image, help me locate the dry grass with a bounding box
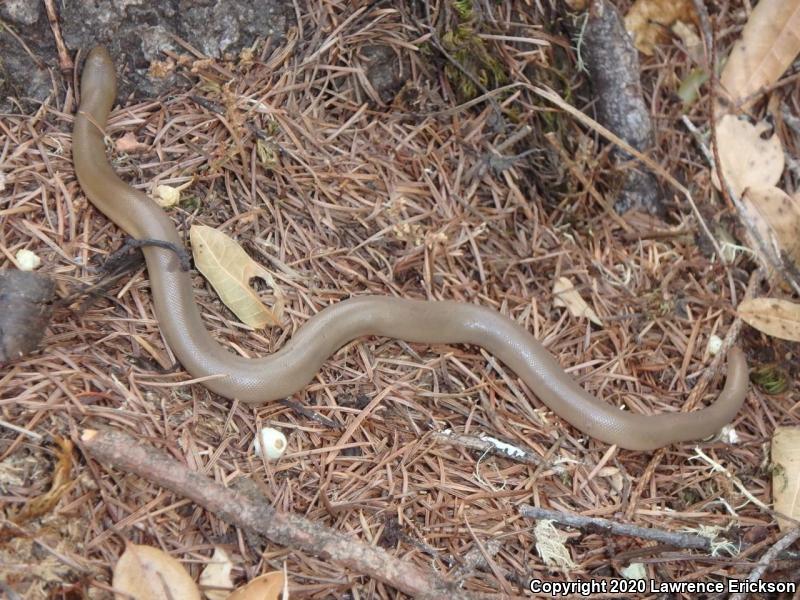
[1,0,798,598]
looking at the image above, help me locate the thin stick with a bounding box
[432,429,563,470]
[529,84,726,265]
[520,505,712,551]
[728,528,800,600]
[80,429,497,600]
[43,0,73,72]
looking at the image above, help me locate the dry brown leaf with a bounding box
[115,131,149,154]
[200,547,234,600]
[190,225,285,329]
[226,571,285,600]
[552,277,603,326]
[624,0,695,55]
[772,427,800,531]
[113,543,202,600]
[713,114,784,197]
[743,187,800,265]
[738,297,800,342]
[719,0,800,110]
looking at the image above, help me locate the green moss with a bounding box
[452,0,473,20]
[750,364,790,395]
[442,23,507,102]
[179,194,202,212]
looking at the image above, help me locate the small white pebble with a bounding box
[15,249,41,271]
[253,427,287,460]
[707,334,723,356]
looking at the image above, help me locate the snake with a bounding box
[72,46,748,451]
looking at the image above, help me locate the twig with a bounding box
[691,447,771,512]
[683,267,763,411]
[79,429,498,600]
[728,528,800,600]
[543,131,632,232]
[520,505,713,551]
[690,446,800,531]
[432,429,564,471]
[43,0,73,73]
[0,418,43,440]
[529,84,727,265]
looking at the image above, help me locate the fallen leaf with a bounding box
[12,436,73,524]
[671,20,703,62]
[738,297,800,342]
[115,131,149,154]
[113,543,202,600]
[190,225,285,329]
[226,571,285,600]
[772,427,800,531]
[719,0,800,111]
[200,547,234,600]
[624,0,695,55]
[743,187,800,266]
[552,277,603,326]
[713,114,784,198]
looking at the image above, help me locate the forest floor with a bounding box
[1,1,798,598]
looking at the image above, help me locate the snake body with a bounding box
[72,47,748,451]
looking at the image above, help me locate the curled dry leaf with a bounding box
[719,0,800,111]
[772,427,800,531]
[552,277,603,326]
[190,225,285,329]
[738,297,800,343]
[226,570,285,600]
[113,543,202,600]
[624,0,695,56]
[713,114,784,198]
[199,547,234,600]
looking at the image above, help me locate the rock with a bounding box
[2,0,293,111]
[362,45,406,104]
[1,0,42,26]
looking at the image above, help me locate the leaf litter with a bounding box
[1,1,799,597]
